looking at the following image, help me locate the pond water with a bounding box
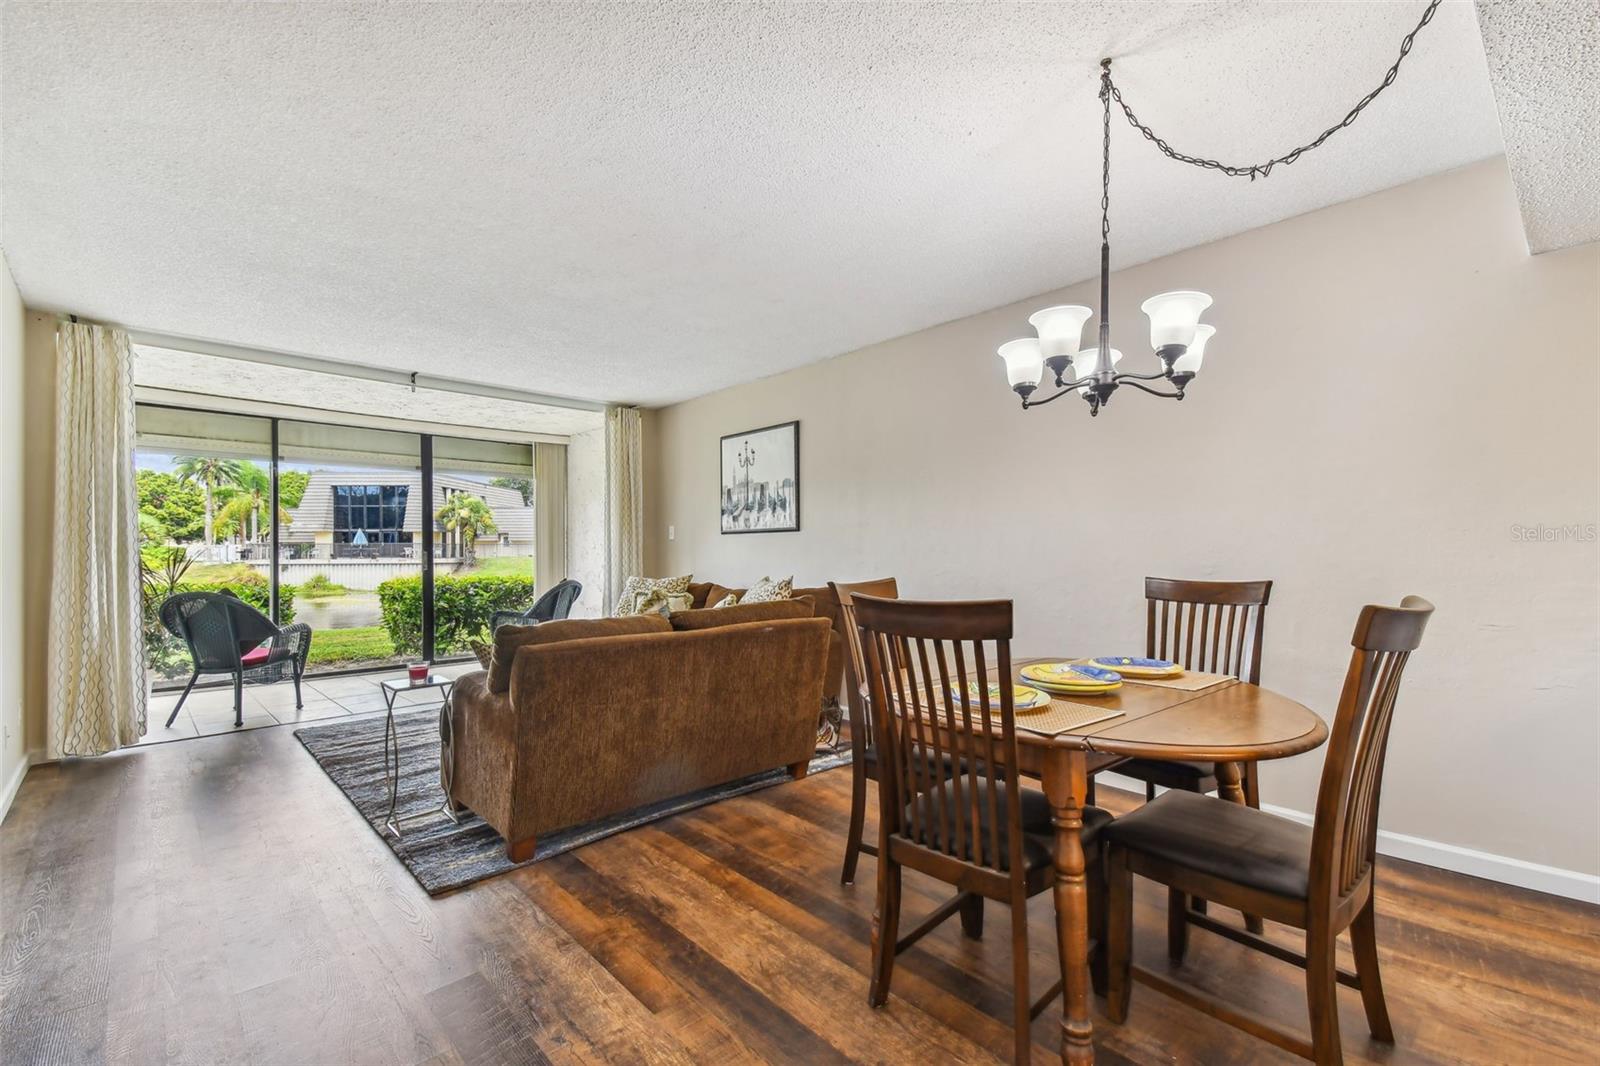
[294,591,383,630]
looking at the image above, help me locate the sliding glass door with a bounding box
[135,401,546,687]
[134,406,276,685]
[430,435,536,658]
[276,421,423,675]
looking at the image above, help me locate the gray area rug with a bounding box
[294,708,851,896]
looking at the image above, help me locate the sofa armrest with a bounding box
[446,669,517,831]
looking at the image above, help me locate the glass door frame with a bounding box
[137,400,519,674]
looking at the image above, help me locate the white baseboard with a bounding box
[0,748,36,824]
[1094,771,1600,906]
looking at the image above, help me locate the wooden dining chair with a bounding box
[830,577,900,886]
[854,594,1113,1064]
[1104,596,1434,1065]
[1104,577,1274,806]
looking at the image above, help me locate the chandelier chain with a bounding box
[1104,0,1441,181]
[1099,61,1112,242]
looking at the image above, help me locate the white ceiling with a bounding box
[1475,0,1600,255]
[0,2,1518,407]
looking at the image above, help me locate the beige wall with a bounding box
[19,312,55,766]
[648,158,1600,879]
[0,254,25,807]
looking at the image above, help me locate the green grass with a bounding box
[183,562,262,584]
[307,625,396,666]
[444,556,534,580]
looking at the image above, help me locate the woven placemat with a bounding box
[1016,696,1124,736]
[1120,671,1233,692]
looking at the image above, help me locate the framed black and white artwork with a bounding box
[720,421,799,534]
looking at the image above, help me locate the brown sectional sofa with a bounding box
[446,606,833,861]
[685,581,847,707]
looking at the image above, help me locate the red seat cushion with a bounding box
[240,644,272,667]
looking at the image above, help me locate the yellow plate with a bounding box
[947,682,1054,714]
[1022,661,1124,687]
[1088,656,1184,679]
[1031,681,1121,696]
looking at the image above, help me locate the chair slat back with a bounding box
[830,578,899,756]
[1310,596,1434,905]
[1145,577,1273,683]
[534,578,584,622]
[854,596,1024,874]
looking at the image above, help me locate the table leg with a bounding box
[439,694,461,823]
[1214,760,1246,805]
[1045,746,1095,1065]
[1213,761,1264,933]
[382,685,403,832]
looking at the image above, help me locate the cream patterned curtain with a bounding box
[604,406,643,611]
[48,320,146,756]
[533,441,567,596]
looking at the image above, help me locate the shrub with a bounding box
[140,569,298,680]
[299,573,346,597]
[172,573,297,624]
[377,573,536,656]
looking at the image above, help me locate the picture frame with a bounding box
[719,421,800,534]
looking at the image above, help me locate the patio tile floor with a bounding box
[139,663,476,745]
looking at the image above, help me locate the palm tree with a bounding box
[435,492,498,567]
[221,463,284,546]
[173,456,245,546]
[215,493,291,547]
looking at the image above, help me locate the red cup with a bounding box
[408,662,429,682]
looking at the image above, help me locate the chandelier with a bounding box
[998,0,1442,417]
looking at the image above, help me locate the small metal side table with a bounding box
[379,674,457,839]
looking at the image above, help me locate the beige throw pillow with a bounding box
[739,575,794,604]
[634,588,694,617]
[710,592,739,608]
[613,574,692,616]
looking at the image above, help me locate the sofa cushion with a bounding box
[613,574,692,616]
[668,598,814,631]
[680,580,845,705]
[698,583,743,608]
[489,614,672,692]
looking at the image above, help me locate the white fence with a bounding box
[247,559,421,591]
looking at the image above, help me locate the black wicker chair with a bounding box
[489,578,583,632]
[159,591,312,728]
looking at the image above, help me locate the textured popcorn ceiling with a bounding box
[1,2,1513,406]
[1475,1,1599,254]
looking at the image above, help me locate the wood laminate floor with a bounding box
[1,723,1595,1065]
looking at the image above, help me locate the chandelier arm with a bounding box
[1105,0,1441,181]
[1109,369,1173,383]
[1117,380,1186,400]
[1021,380,1095,408]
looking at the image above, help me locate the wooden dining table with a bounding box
[987,658,1329,1064]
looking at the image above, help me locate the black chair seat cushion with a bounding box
[1111,757,1214,787]
[905,781,1111,871]
[1103,789,1311,900]
[863,744,987,780]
